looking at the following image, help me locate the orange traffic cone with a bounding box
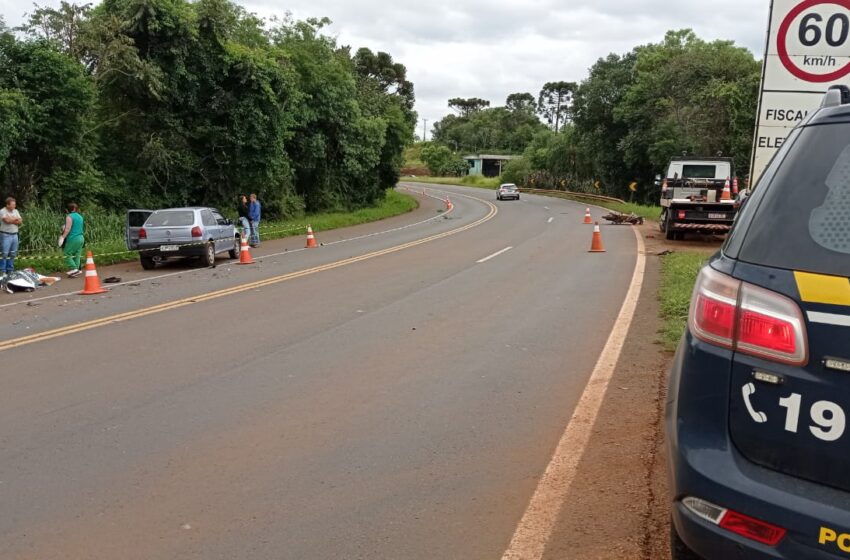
[583,208,593,224]
[445,197,453,211]
[589,222,606,253]
[732,177,739,195]
[305,225,319,249]
[79,251,108,295]
[237,236,254,265]
[721,178,732,201]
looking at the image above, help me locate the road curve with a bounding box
[0,184,639,560]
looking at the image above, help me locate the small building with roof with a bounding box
[464,154,520,177]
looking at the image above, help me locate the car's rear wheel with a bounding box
[203,241,215,267]
[229,237,240,260]
[671,521,702,560]
[140,255,156,270]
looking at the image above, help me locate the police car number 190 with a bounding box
[742,382,847,442]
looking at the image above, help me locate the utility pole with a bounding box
[422,119,428,142]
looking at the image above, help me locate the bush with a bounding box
[502,157,532,186]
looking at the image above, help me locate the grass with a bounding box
[399,175,502,189]
[15,189,418,273]
[659,252,707,350]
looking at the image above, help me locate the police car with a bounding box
[667,85,850,559]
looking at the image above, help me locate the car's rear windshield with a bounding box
[682,165,718,179]
[146,211,195,227]
[738,123,850,277]
[502,185,517,190]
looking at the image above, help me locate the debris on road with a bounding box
[602,211,645,225]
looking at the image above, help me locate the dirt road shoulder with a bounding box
[540,231,674,560]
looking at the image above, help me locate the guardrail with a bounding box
[518,188,626,205]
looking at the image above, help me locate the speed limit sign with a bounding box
[750,0,850,185]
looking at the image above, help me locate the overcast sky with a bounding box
[2,0,770,136]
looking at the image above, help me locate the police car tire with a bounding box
[140,255,156,270]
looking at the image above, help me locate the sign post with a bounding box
[750,0,850,186]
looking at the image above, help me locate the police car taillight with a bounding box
[690,267,739,347]
[689,267,808,365]
[682,497,787,547]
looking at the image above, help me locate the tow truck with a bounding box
[656,157,739,240]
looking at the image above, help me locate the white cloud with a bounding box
[1,0,770,135]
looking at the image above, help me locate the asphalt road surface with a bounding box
[0,184,639,560]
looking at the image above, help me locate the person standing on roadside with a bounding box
[59,202,84,277]
[0,197,22,275]
[248,193,261,247]
[237,195,251,242]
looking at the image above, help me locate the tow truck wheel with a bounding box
[663,211,676,241]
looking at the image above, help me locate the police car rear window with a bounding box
[739,124,850,277]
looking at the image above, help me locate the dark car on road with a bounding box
[667,85,850,559]
[127,207,241,270]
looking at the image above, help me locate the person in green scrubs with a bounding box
[59,202,85,277]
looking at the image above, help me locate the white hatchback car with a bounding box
[497,184,520,201]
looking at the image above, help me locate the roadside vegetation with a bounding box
[659,252,707,349]
[18,190,418,273]
[419,29,759,204]
[400,176,501,189]
[1,0,416,219]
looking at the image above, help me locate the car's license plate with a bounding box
[708,213,726,219]
[160,245,179,252]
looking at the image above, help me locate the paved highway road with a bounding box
[0,184,639,560]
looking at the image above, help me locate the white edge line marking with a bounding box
[0,188,450,310]
[808,311,850,327]
[501,225,646,560]
[477,247,513,264]
[547,217,554,224]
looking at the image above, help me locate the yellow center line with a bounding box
[0,194,497,353]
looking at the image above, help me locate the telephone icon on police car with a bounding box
[743,383,767,424]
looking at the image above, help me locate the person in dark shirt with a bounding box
[237,195,251,243]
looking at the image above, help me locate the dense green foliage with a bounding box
[432,93,548,154]
[419,143,466,176]
[0,1,416,217]
[435,30,761,203]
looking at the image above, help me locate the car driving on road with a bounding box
[667,85,850,559]
[496,184,520,201]
[129,207,241,270]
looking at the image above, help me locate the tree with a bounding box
[17,2,92,61]
[506,92,536,114]
[538,81,576,133]
[353,47,415,110]
[448,97,490,118]
[432,97,546,154]
[0,33,101,206]
[420,143,466,176]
